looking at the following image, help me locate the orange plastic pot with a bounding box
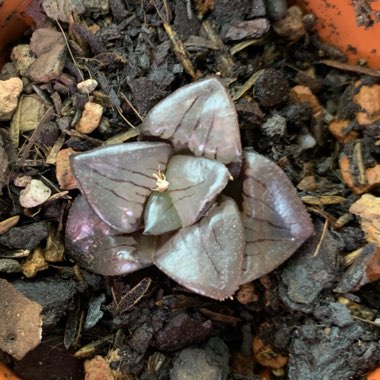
[295,0,380,69]
[0,361,22,380]
[368,367,380,380]
[0,0,33,68]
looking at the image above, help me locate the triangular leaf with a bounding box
[66,196,155,276]
[240,151,314,284]
[70,142,173,233]
[154,197,245,300]
[166,155,230,227]
[141,78,242,176]
[143,191,182,235]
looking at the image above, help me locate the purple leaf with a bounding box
[240,151,314,284]
[143,191,182,235]
[140,78,242,176]
[154,197,245,300]
[70,142,173,233]
[166,155,230,228]
[66,196,155,276]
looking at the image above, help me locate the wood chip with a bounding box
[252,335,288,369]
[328,119,359,144]
[83,355,114,380]
[56,148,78,190]
[353,83,380,125]
[21,248,49,278]
[350,194,380,245]
[0,215,20,235]
[291,85,323,120]
[339,151,380,194]
[0,279,42,360]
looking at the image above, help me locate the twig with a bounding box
[320,59,380,77]
[120,92,143,122]
[163,22,200,80]
[55,19,85,82]
[313,218,328,256]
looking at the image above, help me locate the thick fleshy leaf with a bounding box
[140,78,242,175]
[66,196,155,276]
[166,155,230,228]
[154,197,245,300]
[240,151,314,284]
[143,192,182,235]
[70,142,173,233]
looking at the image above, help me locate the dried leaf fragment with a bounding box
[252,335,288,369]
[21,248,48,278]
[10,94,47,132]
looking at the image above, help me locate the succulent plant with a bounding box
[65,78,314,300]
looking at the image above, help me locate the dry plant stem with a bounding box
[308,206,340,229]
[201,20,235,78]
[65,129,103,146]
[46,133,65,165]
[353,141,367,185]
[185,35,221,50]
[232,69,264,101]
[74,335,114,358]
[16,106,54,167]
[104,129,140,145]
[320,59,380,77]
[55,19,85,82]
[116,106,136,129]
[313,218,329,257]
[230,38,265,55]
[120,92,143,122]
[163,23,200,80]
[352,315,380,328]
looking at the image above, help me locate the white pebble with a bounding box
[14,175,32,187]
[19,179,51,208]
[77,79,98,94]
[297,133,316,150]
[261,114,286,138]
